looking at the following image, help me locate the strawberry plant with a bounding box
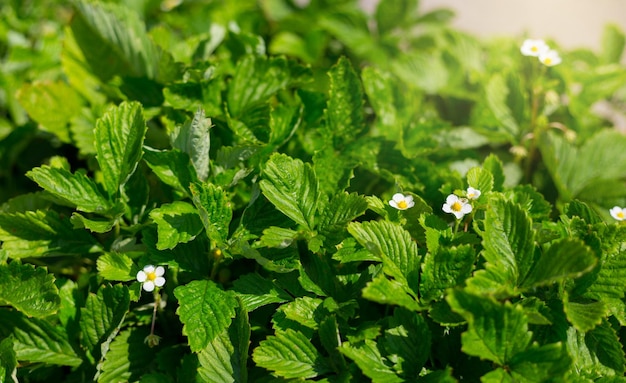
[1,0,626,382]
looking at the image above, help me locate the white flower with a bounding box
[137,265,166,292]
[466,187,481,200]
[609,206,626,221]
[538,49,562,66]
[442,194,472,219]
[520,39,549,57]
[389,193,415,210]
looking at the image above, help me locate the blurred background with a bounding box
[362,0,626,58]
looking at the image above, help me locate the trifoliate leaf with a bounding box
[26,165,113,214]
[253,329,330,379]
[190,183,232,246]
[0,210,100,259]
[174,280,238,352]
[16,81,82,143]
[170,108,211,181]
[260,153,319,230]
[231,272,292,312]
[0,262,59,318]
[0,309,82,367]
[79,284,130,360]
[197,303,250,383]
[339,339,403,383]
[97,252,136,282]
[95,101,147,197]
[447,290,532,366]
[98,327,156,383]
[149,201,204,250]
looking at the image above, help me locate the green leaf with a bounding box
[447,290,532,366]
[97,252,136,282]
[509,343,571,383]
[260,153,319,230]
[98,327,157,383]
[0,262,60,318]
[269,102,303,146]
[278,297,324,330]
[564,297,607,333]
[190,183,233,246]
[174,280,238,352]
[324,56,365,147]
[520,238,597,289]
[142,147,198,197]
[539,130,626,201]
[149,201,204,250]
[170,108,211,182]
[0,210,100,259]
[259,226,299,248]
[601,24,625,64]
[0,337,17,383]
[252,329,330,379]
[70,212,120,233]
[227,55,311,117]
[484,74,520,141]
[70,0,178,84]
[362,274,422,312]
[16,81,82,143]
[466,166,493,195]
[482,195,534,286]
[381,308,431,376]
[375,0,418,35]
[585,320,626,374]
[231,273,292,312]
[348,220,420,291]
[80,284,130,359]
[26,165,113,214]
[0,309,82,367]
[95,101,147,196]
[317,192,368,237]
[420,244,475,302]
[483,154,505,192]
[197,302,250,383]
[340,339,403,383]
[361,67,398,133]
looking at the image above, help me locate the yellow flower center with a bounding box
[544,58,552,65]
[531,46,538,52]
[452,201,463,212]
[146,271,157,282]
[618,211,625,219]
[397,200,408,209]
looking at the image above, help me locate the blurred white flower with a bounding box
[466,187,481,200]
[389,193,415,210]
[137,265,166,292]
[520,39,549,57]
[442,195,472,219]
[539,49,562,66]
[609,206,626,221]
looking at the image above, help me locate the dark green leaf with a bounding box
[340,339,403,383]
[98,327,157,383]
[190,183,232,246]
[231,273,292,312]
[0,262,60,318]
[149,201,204,250]
[170,108,211,181]
[420,244,475,302]
[142,147,198,197]
[381,308,431,376]
[174,280,238,352]
[0,337,17,383]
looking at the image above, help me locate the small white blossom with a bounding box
[466,187,481,200]
[539,49,562,66]
[520,39,549,57]
[610,206,626,221]
[137,265,166,292]
[389,193,415,211]
[442,194,472,220]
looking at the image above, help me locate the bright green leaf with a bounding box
[509,342,571,382]
[466,166,493,195]
[149,201,204,250]
[447,290,532,366]
[95,101,147,196]
[26,165,113,214]
[97,252,136,282]
[98,327,157,383]
[0,262,59,318]
[317,192,368,236]
[381,308,431,376]
[362,274,422,312]
[260,153,319,230]
[190,183,232,246]
[142,147,198,196]
[253,329,330,379]
[174,280,238,352]
[420,244,475,302]
[340,339,403,383]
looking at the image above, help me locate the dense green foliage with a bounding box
[1,0,626,382]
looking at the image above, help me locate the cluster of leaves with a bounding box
[1,0,626,382]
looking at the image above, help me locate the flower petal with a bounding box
[143,281,155,292]
[154,277,166,287]
[136,271,147,282]
[392,193,405,203]
[445,194,459,205]
[155,266,165,276]
[143,265,155,274]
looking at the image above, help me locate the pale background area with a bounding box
[361,0,626,54]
